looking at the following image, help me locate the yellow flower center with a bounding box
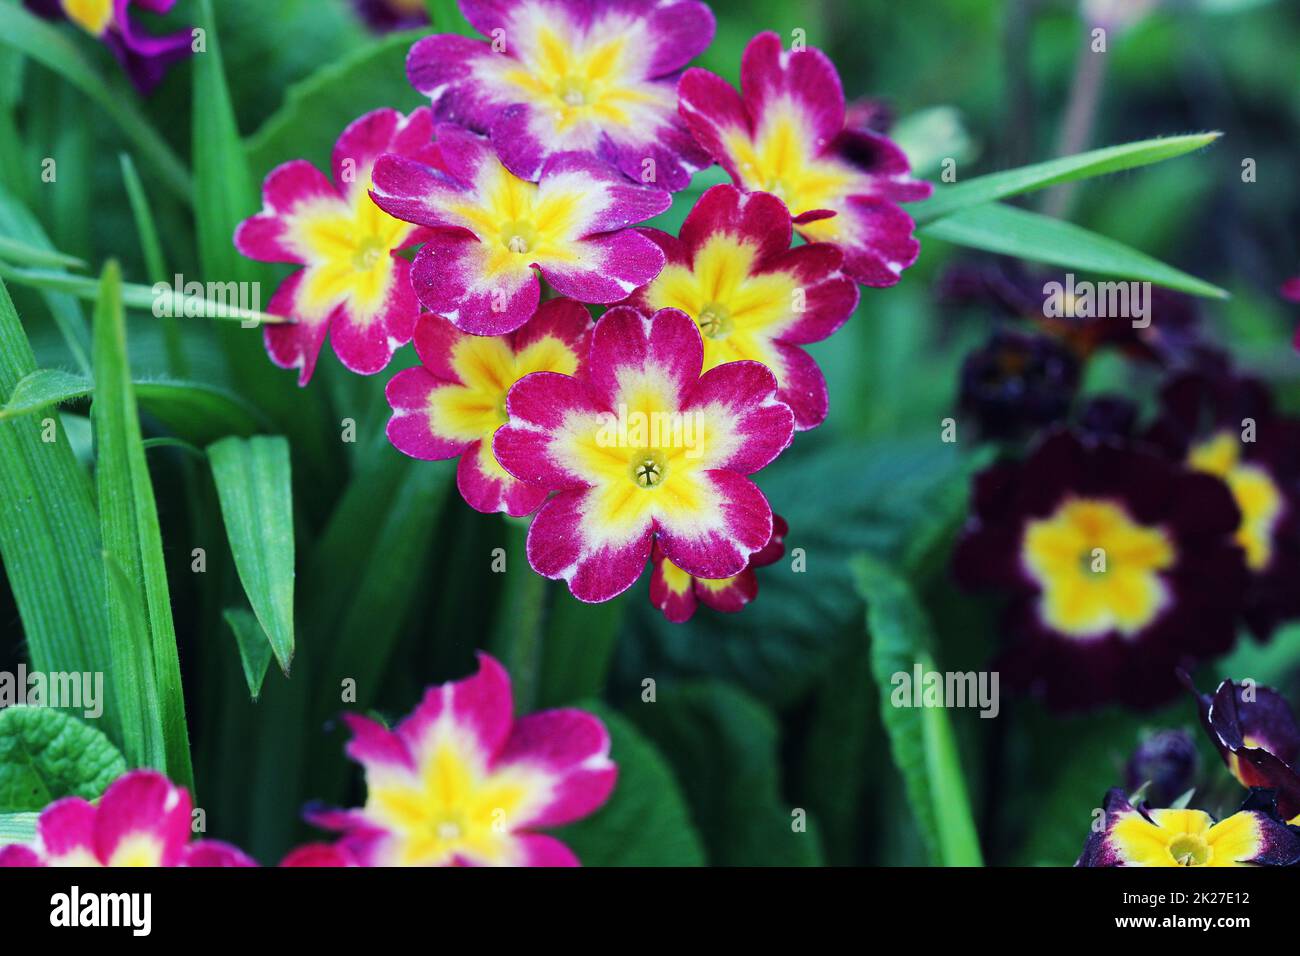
[62,0,113,35]
[632,451,667,488]
[1168,833,1211,867]
[1022,498,1176,638]
[1188,432,1284,571]
[1110,808,1264,867]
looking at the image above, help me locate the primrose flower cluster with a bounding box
[1,655,617,867]
[235,0,931,619]
[945,262,1300,711]
[1076,675,1300,867]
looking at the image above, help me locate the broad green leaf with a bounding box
[0,262,291,325]
[910,132,1221,224]
[555,703,706,867]
[0,234,84,271]
[921,202,1228,299]
[0,3,191,201]
[632,681,824,866]
[853,554,983,866]
[0,278,116,743]
[224,608,275,700]
[0,707,127,812]
[427,0,473,34]
[207,436,296,673]
[91,261,193,789]
[245,30,422,183]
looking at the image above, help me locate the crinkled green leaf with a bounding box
[0,707,127,812]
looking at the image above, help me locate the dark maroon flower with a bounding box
[1185,675,1300,823]
[954,430,1248,710]
[1145,366,1300,639]
[1125,729,1199,808]
[350,0,428,32]
[958,329,1080,440]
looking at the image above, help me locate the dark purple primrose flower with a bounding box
[24,0,192,94]
[1184,675,1300,824]
[1076,395,1139,444]
[958,328,1080,440]
[1145,364,1300,639]
[953,430,1248,711]
[350,0,429,33]
[1124,728,1199,809]
[1076,788,1300,867]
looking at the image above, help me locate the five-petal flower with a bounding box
[493,305,794,603]
[370,124,670,337]
[678,31,931,286]
[308,654,616,866]
[626,185,858,430]
[406,0,714,190]
[235,107,439,385]
[650,512,786,622]
[0,769,255,868]
[386,298,593,516]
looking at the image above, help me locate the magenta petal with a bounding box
[694,567,759,613]
[456,439,550,517]
[495,709,616,828]
[540,231,666,306]
[586,306,703,412]
[770,341,830,431]
[526,488,654,603]
[181,840,258,867]
[513,833,580,867]
[93,769,192,867]
[331,106,436,199]
[343,712,416,773]
[385,366,471,461]
[683,360,794,472]
[35,797,96,863]
[656,469,773,579]
[407,34,503,132]
[397,653,515,760]
[263,271,332,386]
[815,196,922,287]
[411,311,471,382]
[411,235,540,335]
[679,184,792,262]
[740,31,845,150]
[758,243,859,345]
[235,160,336,264]
[649,551,699,623]
[677,67,750,182]
[280,843,358,867]
[495,371,606,490]
[539,152,674,232]
[326,256,420,376]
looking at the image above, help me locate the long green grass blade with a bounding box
[853,554,984,867]
[910,132,1221,225]
[488,519,548,713]
[0,277,117,742]
[91,261,193,789]
[119,152,186,377]
[921,202,1228,299]
[0,235,84,271]
[0,3,192,201]
[207,436,296,674]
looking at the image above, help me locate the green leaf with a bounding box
[0,707,127,812]
[554,703,706,867]
[119,153,185,377]
[207,436,296,674]
[631,681,824,866]
[921,202,1228,299]
[245,30,423,183]
[0,3,191,201]
[488,519,547,713]
[0,370,267,444]
[91,261,193,789]
[910,132,1221,224]
[427,0,473,34]
[0,278,116,743]
[0,262,292,325]
[224,608,275,700]
[0,234,84,271]
[0,368,89,421]
[537,589,627,708]
[852,554,984,866]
